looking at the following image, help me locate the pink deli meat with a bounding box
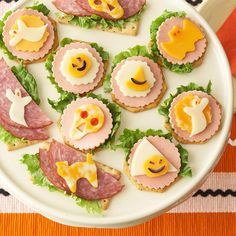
[169,91,221,142]
[128,136,181,189]
[52,42,104,94]
[77,0,146,20]
[61,98,113,151]
[157,17,207,65]
[0,59,52,129]
[52,0,91,16]
[45,140,123,200]
[0,116,49,140]
[3,9,55,61]
[111,56,164,108]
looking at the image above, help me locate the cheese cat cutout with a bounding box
[184,97,209,136]
[88,0,124,19]
[70,104,105,140]
[126,67,150,92]
[130,138,177,178]
[161,19,204,60]
[6,89,32,127]
[10,19,47,47]
[56,153,98,193]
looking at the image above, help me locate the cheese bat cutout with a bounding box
[184,97,209,137]
[56,153,98,193]
[88,0,124,19]
[6,89,32,127]
[9,19,48,47]
[161,19,204,60]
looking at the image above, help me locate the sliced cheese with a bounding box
[130,138,177,177]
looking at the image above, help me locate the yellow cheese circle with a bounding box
[10,15,49,52]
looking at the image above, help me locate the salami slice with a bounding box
[0,116,49,140]
[48,140,123,200]
[0,58,52,129]
[52,0,92,16]
[39,148,66,190]
[77,0,146,20]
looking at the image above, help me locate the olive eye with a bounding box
[72,63,77,68]
[159,160,163,164]
[77,57,82,62]
[149,161,155,165]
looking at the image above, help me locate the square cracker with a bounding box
[6,139,45,151]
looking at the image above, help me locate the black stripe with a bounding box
[0,188,10,196]
[193,189,236,197]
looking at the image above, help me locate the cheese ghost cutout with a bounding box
[161,19,204,60]
[88,0,124,19]
[126,67,150,92]
[70,104,105,140]
[130,138,177,178]
[56,153,98,193]
[184,97,209,137]
[6,89,32,127]
[9,19,48,47]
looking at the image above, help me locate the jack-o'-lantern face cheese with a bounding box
[51,41,109,95]
[150,11,207,73]
[2,5,57,63]
[52,0,146,35]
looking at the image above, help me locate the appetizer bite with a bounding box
[159,82,222,144]
[150,11,207,73]
[0,58,52,150]
[60,95,120,152]
[104,46,166,112]
[46,38,109,96]
[117,129,191,192]
[21,140,123,213]
[53,0,146,35]
[0,3,58,64]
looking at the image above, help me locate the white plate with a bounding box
[0,0,233,228]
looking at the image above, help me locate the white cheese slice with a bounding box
[130,138,177,177]
[60,48,100,86]
[115,60,156,97]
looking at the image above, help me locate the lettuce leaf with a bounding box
[11,64,41,105]
[21,153,102,214]
[45,38,109,113]
[158,81,212,122]
[116,128,192,177]
[150,10,193,73]
[104,45,155,93]
[87,93,121,149]
[26,3,50,16]
[0,125,25,145]
[0,11,17,60]
[56,6,145,30]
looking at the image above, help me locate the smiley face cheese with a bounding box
[61,97,113,151]
[53,42,104,94]
[128,137,181,190]
[111,56,165,112]
[2,9,56,62]
[156,16,207,65]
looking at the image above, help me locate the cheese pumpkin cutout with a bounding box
[150,11,207,73]
[2,5,58,63]
[159,82,222,144]
[109,48,166,113]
